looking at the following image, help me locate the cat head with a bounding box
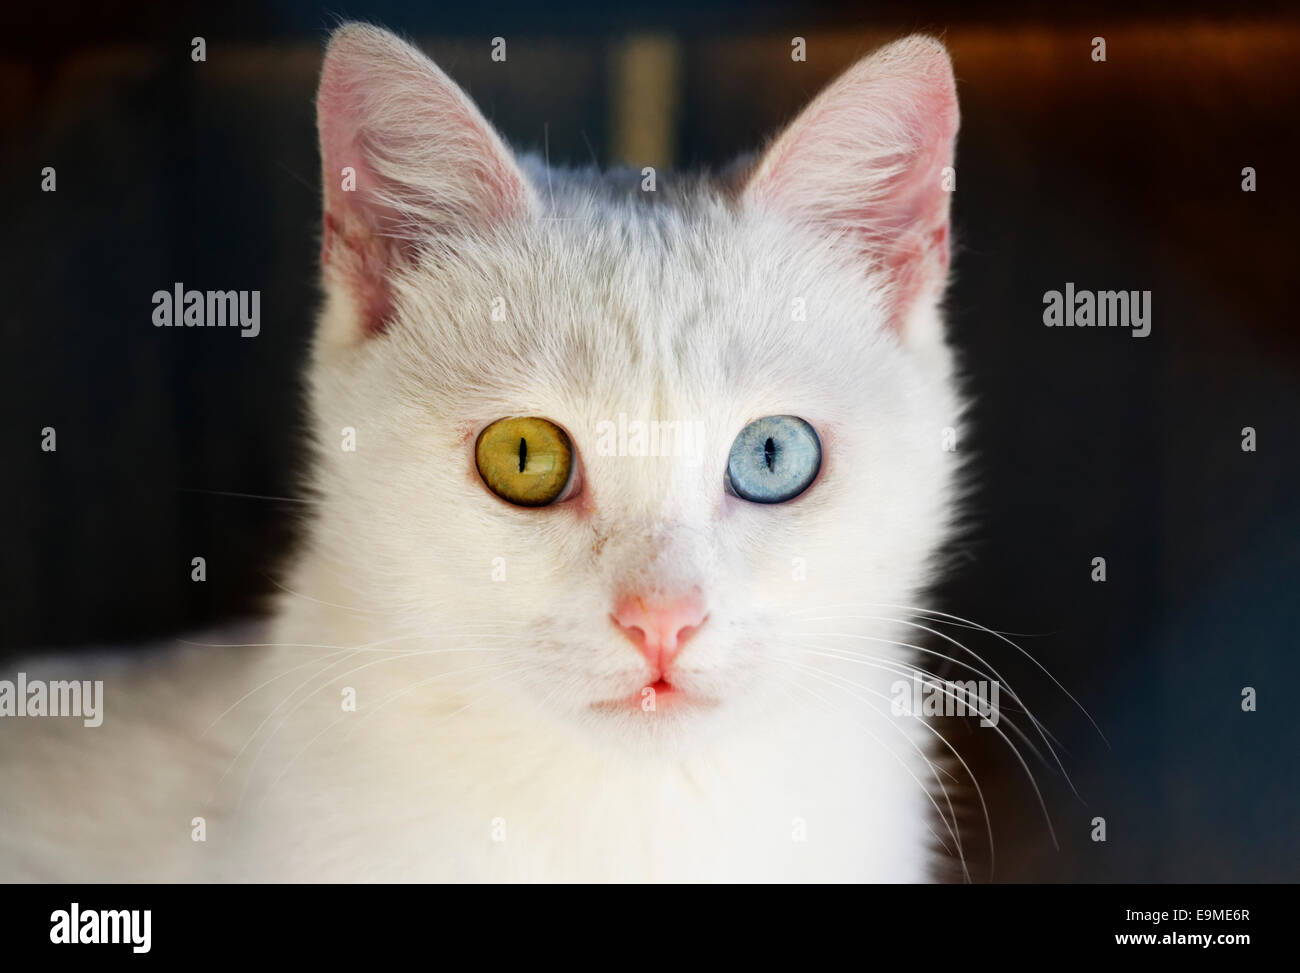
[305,24,962,750]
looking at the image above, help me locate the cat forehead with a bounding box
[388,191,897,414]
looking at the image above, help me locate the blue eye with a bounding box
[726,415,822,504]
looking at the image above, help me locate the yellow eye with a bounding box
[475,417,574,507]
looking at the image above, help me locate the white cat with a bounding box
[0,24,964,882]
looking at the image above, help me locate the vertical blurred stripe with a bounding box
[609,33,681,169]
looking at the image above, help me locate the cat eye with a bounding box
[726,415,821,504]
[475,416,576,507]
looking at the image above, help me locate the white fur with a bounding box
[0,26,964,882]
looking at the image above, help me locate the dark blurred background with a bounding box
[1,1,1297,882]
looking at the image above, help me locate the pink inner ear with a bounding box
[876,105,958,325]
[318,63,396,336]
[315,25,535,339]
[744,37,959,331]
[320,209,397,338]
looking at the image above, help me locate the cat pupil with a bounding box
[764,437,776,472]
[518,437,527,474]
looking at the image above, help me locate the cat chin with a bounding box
[520,681,723,750]
[592,696,716,719]
[571,707,733,756]
[555,679,799,759]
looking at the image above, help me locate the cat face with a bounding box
[307,25,961,750]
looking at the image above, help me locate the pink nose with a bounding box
[611,592,709,673]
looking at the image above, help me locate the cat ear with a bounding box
[316,24,537,340]
[742,36,958,333]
